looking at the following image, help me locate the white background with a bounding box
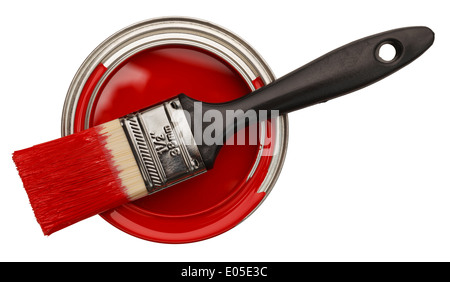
[1,0,449,262]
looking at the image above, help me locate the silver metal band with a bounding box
[120,97,206,194]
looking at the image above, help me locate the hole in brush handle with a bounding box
[375,40,403,64]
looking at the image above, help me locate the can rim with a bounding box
[62,16,277,133]
[60,16,289,241]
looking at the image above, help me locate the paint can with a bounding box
[61,17,288,243]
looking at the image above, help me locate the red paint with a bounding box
[76,45,275,243]
[12,125,129,235]
[252,76,265,89]
[74,64,107,133]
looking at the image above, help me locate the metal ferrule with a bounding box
[120,97,206,194]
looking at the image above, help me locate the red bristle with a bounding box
[12,126,129,235]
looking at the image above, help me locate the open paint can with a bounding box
[61,17,288,243]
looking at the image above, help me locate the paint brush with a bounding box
[13,27,434,235]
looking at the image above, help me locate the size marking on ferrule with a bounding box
[120,98,206,194]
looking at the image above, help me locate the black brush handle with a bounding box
[209,26,434,114]
[179,26,434,168]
